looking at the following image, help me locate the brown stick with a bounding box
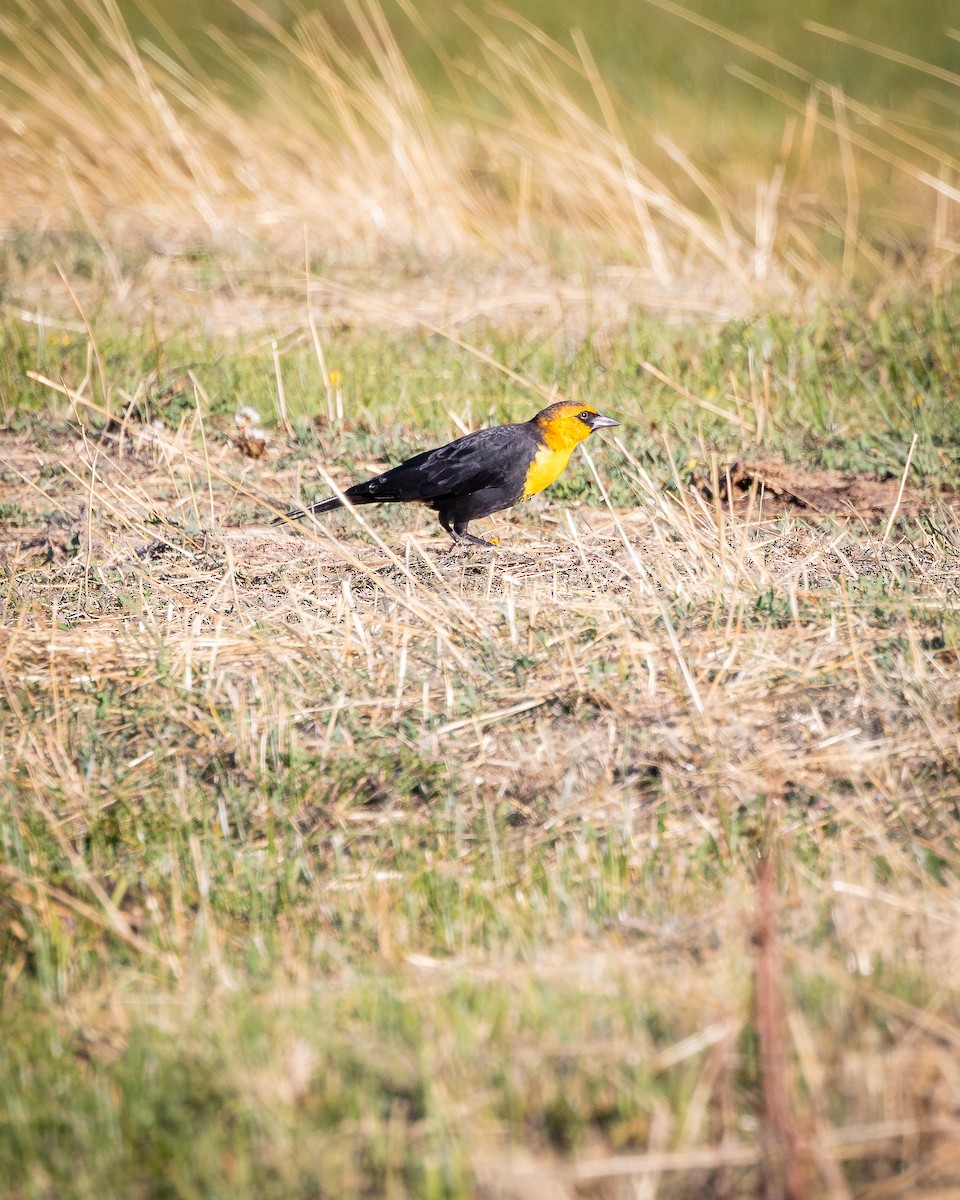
[755,855,811,1200]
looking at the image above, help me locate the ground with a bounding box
[3,374,960,1195]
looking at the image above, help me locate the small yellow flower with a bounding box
[328,369,342,386]
[912,393,924,409]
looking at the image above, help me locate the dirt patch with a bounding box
[694,457,926,521]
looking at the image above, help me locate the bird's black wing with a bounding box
[347,422,537,503]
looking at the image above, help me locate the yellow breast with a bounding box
[522,444,575,499]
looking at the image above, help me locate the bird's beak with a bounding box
[588,412,619,430]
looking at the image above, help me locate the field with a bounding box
[2,1,960,1197]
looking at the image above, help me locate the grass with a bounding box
[2,0,960,1196]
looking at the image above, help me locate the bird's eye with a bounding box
[578,410,593,422]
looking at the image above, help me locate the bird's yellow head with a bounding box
[532,402,619,451]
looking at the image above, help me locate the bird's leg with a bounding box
[453,521,498,548]
[439,514,497,547]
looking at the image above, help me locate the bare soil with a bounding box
[691,457,929,521]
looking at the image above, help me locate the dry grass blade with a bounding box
[804,21,960,89]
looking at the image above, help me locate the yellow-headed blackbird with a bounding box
[274,401,619,546]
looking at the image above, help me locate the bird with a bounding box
[272,401,619,546]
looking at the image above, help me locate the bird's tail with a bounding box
[271,495,343,525]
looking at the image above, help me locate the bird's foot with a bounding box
[453,534,499,548]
